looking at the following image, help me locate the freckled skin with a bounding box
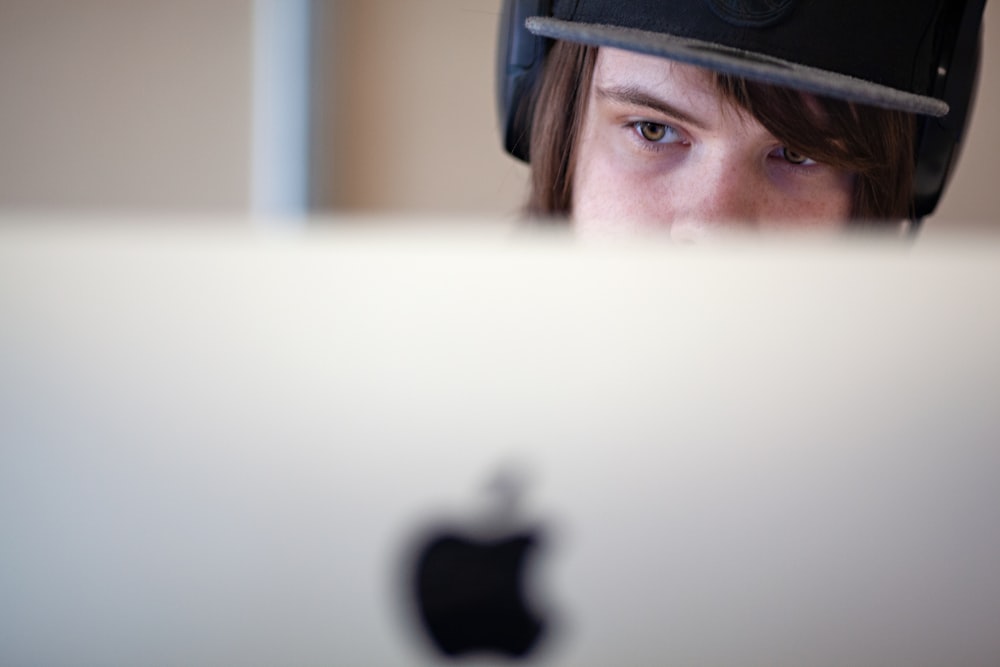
[572,48,855,239]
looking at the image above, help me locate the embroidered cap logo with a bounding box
[705,0,797,28]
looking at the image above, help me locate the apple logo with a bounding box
[407,467,550,660]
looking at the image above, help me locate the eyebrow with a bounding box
[596,84,709,131]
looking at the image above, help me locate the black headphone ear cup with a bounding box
[496,0,552,161]
[912,0,986,222]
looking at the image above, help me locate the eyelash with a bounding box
[630,121,820,168]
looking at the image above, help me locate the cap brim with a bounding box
[527,17,949,117]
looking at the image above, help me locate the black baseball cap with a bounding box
[526,0,953,116]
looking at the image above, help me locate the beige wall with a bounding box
[0,0,252,212]
[0,0,995,225]
[319,0,530,217]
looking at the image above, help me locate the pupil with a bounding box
[783,148,806,164]
[640,122,665,142]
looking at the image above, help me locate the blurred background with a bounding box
[0,0,995,228]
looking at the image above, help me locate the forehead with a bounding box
[591,47,758,125]
[590,46,831,127]
[592,47,715,97]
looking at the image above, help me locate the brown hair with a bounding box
[526,41,916,223]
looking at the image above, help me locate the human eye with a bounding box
[631,121,683,145]
[771,146,818,166]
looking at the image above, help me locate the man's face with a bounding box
[572,48,855,239]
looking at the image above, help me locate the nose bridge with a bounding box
[679,148,758,223]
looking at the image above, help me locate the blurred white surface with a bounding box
[1,220,999,666]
